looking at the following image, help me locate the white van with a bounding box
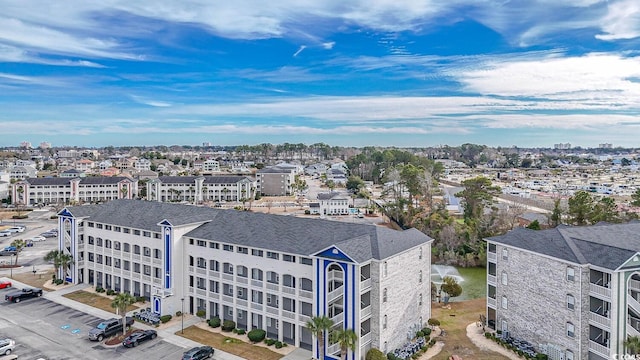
[7,226,25,233]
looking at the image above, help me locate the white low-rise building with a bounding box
[146,176,254,203]
[12,176,137,205]
[56,199,432,359]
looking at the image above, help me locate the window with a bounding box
[223,244,234,252]
[209,260,219,271]
[566,350,574,360]
[134,245,141,255]
[419,293,423,306]
[88,236,95,245]
[283,255,295,262]
[502,248,508,260]
[124,260,130,271]
[153,267,160,278]
[266,251,279,260]
[566,322,575,337]
[488,243,497,253]
[267,294,278,307]
[501,272,508,286]
[153,249,161,259]
[133,229,140,235]
[383,315,387,329]
[134,263,140,273]
[283,275,296,288]
[114,241,121,250]
[114,259,121,269]
[383,262,388,277]
[567,267,575,282]
[197,277,206,290]
[209,242,219,249]
[105,240,112,249]
[567,294,575,310]
[267,271,279,284]
[251,268,263,281]
[143,247,151,256]
[502,296,508,309]
[96,223,103,229]
[143,231,151,237]
[209,280,219,293]
[300,257,313,265]
[88,222,94,228]
[223,284,234,296]
[197,240,207,247]
[237,266,248,278]
[123,228,130,234]
[383,288,388,303]
[237,287,247,300]
[96,255,103,264]
[123,243,130,253]
[197,257,207,269]
[223,263,233,274]
[114,226,121,232]
[96,238,103,247]
[252,290,263,304]
[88,252,94,262]
[282,297,295,312]
[237,247,248,254]
[300,278,312,291]
[143,265,151,276]
[419,270,423,283]
[252,249,263,257]
[419,247,423,260]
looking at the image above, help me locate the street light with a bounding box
[9,254,14,279]
[181,298,185,334]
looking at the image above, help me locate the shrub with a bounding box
[247,329,266,343]
[427,318,440,327]
[236,328,246,335]
[136,296,147,303]
[196,309,206,318]
[421,327,431,336]
[176,311,182,317]
[106,289,115,296]
[208,317,221,328]
[95,286,105,293]
[416,330,424,337]
[222,319,236,331]
[275,341,283,349]
[387,353,400,360]
[54,279,64,285]
[304,210,311,215]
[265,338,276,346]
[159,315,172,323]
[366,348,386,360]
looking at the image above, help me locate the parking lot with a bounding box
[0,286,185,360]
[0,211,59,272]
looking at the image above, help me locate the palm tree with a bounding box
[60,252,73,281]
[625,336,640,354]
[111,292,137,335]
[305,316,334,360]
[330,328,358,360]
[44,250,73,281]
[10,239,26,266]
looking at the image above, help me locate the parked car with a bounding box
[0,280,11,289]
[0,338,15,355]
[40,232,57,238]
[0,250,17,256]
[89,317,134,341]
[182,346,214,360]
[25,240,34,247]
[0,230,12,237]
[5,288,43,302]
[6,226,25,233]
[122,329,157,348]
[29,235,46,242]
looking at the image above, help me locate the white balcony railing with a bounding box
[327,343,340,355]
[361,278,371,291]
[630,279,640,291]
[327,287,344,303]
[360,332,372,345]
[487,252,497,262]
[487,274,497,284]
[361,305,372,318]
[487,297,497,308]
[590,283,611,298]
[629,320,640,337]
[299,290,313,299]
[588,340,609,357]
[589,312,611,329]
[629,295,640,315]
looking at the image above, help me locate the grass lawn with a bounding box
[11,269,55,289]
[177,326,283,360]
[429,298,511,360]
[63,290,141,314]
[458,267,486,300]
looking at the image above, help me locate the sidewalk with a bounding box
[4,277,246,360]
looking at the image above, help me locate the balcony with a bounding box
[360,332,372,345]
[251,303,262,311]
[629,317,640,337]
[209,270,220,278]
[487,252,497,262]
[589,283,611,298]
[282,310,295,320]
[251,280,263,288]
[487,297,497,309]
[237,299,248,308]
[222,273,233,282]
[327,286,344,303]
[361,278,371,291]
[361,305,372,318]
[188,266,194,273]
[331,313,344,326]
[327,343,340,355]
[589,311,611,329]
[487,274,496,284]
[237,277,248,285]
[630,295,640,315]
[588,340,609,357]
[196,289,206,296]
[630,279,640,292]
[196,268,206,276]
[299,314,310,323]
[266,283,279,292]
[282,286,295,295]
[153,258,162,266]
[299,290,313,299]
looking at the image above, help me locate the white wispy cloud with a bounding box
[293,45,306,57]
[596,0,640,40]
[129,95,172,107]
[322,42,335,49]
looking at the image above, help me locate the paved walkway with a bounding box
[465,323,522,360]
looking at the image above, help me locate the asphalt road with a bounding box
[0,287,185,360]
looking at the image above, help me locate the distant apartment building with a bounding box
[146,176,254,203]
[256,167,295,196]
[202,160,220,173]
[12,176,137,205]
[485,223,640,360]
[133,158,152,172]
[9,165,37,181]
[39,142,52,149]
[19,141,32,149]
[312,192,351,215]
[598,144,613,149]
[56,199,432,359]
[554,143,572,150]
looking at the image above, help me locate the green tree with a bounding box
[440,276,463,304]
[305,316,334,360]
[111,292,136,335]
[625,335,640,354]
[44,250,73,280]
[365,348,386,360]
[526,220,541,230]
[591,197,620,223]
[346,175,365,193]
[567,191,595,226]
[632,188,640,207]
[10,239,26,265]
[330,328,358,360]
[549,198,563,227]
[456,177,501,220]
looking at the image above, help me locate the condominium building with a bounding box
[13,176,137,205]
[256,167,295,196]
[486,223,640,360]
[146,176,254,203]
[57,199,432,359]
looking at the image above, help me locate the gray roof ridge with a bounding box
[558,228,588,264]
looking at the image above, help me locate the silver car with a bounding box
[0,338,16,355]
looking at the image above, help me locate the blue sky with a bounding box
[2,1,640,148]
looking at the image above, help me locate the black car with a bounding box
[182,346,214,360]
[122,329,157,348]
[5,288,43,303]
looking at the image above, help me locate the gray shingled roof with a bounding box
[486,223,640,269]
[156,176,250,184]
[257,167,292,174]
[26,177,72,186]
[65,199,432,262]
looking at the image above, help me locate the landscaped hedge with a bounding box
[484,332,548,360]
[366,348,386,360]
[196,309,206,318]
[160,315,172,323]
[247,329,266,343]
[208,317,221,328]
[222,319,236,331]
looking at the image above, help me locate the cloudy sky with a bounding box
[2,1,640,148]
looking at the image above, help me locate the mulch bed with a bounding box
[104,328,138,346]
